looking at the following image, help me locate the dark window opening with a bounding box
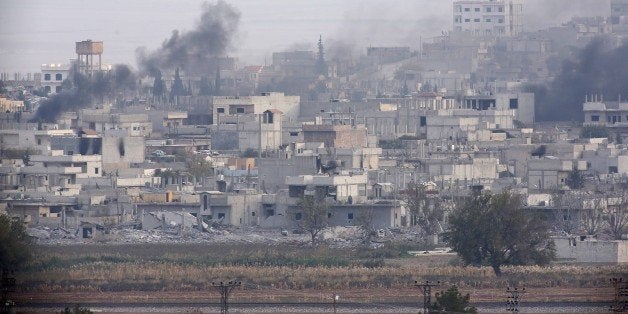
[55,73,62,81]
[55,86,62,93]
[44,74,51,81]
[295,212,302,220]
[217,108,225,113]
[591,115,599,122]
[236,108,245,113]
[348,213,354,220]
[327,212,332,218]
[420,116,427,127]
[218,213,225,219]
[509,98,518,109]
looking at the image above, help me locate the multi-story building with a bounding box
[583,100,628,142]
[212,92,301,122]
[453,0,523,37]
[41,63,71,94]
[611,0,628,25]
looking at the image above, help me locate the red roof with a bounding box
[244,66,263,73]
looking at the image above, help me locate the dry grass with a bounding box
[18,243,627,294]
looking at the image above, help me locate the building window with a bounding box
[217,108,225,114]
[608,116,612,123]
[474,18,480,22]
[486,7,492,12]
[55,73,62,81]
[420,116,427,127]
[486,18,492,22]
[44,74,51,81]
[475,8,480,12]
[509,98,518,109]
[327,212,332,218]
[348,213,354,220]
[498,18,504,23]
[55,86,62,93]
[465,19,470,23]
[609,166,618,173]
[295,212,302,221]
[236,107,245,113]
[498,6,504,12]
[252,211,256,217]
[464,7,470,12]
[591,115,599,122]
[218,213,225,219]
[95,167,99,174]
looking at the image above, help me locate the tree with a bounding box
[186,154,213,185]
[604,192,627,240]
[580,125,609,139]
[315,35,328,78]
[401,181,443,236]
[565,169,584,190]
[430,285,477,314]
[445,190,555,276]
[356,209,377,244]
[170,67,187,100]
[199,76,212,96]
[580,197,604,236]
[292,195,328,245]
[0,214,33,274]
[152,71,165,100]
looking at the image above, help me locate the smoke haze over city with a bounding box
[0,0,611,72]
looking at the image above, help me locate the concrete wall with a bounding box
[554,237,628,264]
[102,136,145,171]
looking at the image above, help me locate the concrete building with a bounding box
[302,124,368,149]
[0,97,24,112]
[583,100,628,142]
[611,0,628,25]
[212,92,301,122]
[554,236,628,264]
[527,157,585,191]
[79,109,152,137]
[453,0,523,37]
[462,92,535,124]
[41,63,71,94]
[198,190,262,227]
[211,110,283,153]
[0,128,76,153]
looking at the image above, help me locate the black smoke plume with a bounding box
[528,37,628,122]
[136,1,240,76]
[31,64,137,123]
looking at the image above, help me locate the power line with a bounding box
[506,286,526,312]
[414,280,439,314]
[610,277,627,312]
[211,280,241,314]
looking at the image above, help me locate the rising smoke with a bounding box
[31,64,137,122]
[136,0,240,76]
[529,37,628,122]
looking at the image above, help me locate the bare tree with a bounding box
[291,195,328,245]
[604,192,627,240]
[580,197,605,236]
[401,181,443,235]
[356,208,377,244]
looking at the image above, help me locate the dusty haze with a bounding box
[0,0,611,72]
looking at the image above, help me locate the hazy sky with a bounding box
[0,0,611,73]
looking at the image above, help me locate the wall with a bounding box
[554,237,627,264]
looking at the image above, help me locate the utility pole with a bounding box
[414,280,439,314]
[610,277,627,312]
[332,294,339,314]
[212,280,241,314]
[1,271,16,313]
[506,286,526,312]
